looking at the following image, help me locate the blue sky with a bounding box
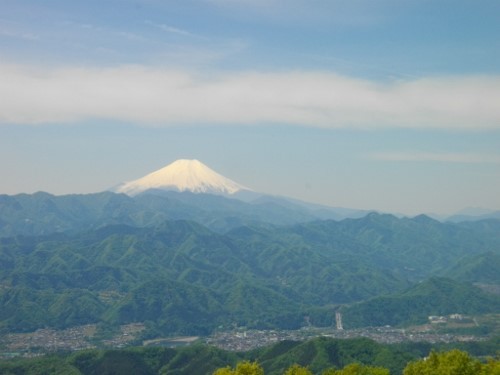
[1,0,499,215]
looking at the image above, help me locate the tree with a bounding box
[213,361,264,375]
[284,364,313,375]
[481,358,500,375]
[322,363,389,375]
[403,349,482,375]
[213,367,234,375]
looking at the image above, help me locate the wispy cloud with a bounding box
[114,31,148,42]
[145,20,195,37]
[1,63,499,129]
[0,29,39,41]
[371,152,500,164]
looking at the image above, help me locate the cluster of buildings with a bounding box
[205,325,483,352]
[0,323,145,358]
[0,325,97,358]
[428,314,468,324]
[0,315,487,358]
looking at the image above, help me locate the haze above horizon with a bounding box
[1,0,499,216]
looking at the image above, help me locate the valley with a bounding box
[2,313,498,358]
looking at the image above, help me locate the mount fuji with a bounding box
[112,159,253,197]
[109,159,368,224]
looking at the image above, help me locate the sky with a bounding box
[1,0,499,216]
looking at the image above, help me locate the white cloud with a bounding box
[1,63,499,129]
[371,152,500,164]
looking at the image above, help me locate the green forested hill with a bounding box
[0,200,499,335]
[343,277,500,328]
[445,251,500,284]
[0,221,311,333]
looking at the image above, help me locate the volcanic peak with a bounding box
[113,159,250,196]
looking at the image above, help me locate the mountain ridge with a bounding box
[0,189,372,237]
[2,212,499,335]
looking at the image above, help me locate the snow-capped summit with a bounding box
[112,159,251,197]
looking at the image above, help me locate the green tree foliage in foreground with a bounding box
[284,364,313,374]
[213,361,264,375]
[213,363,390,375]
[212,350,499,375]
[323,363,390,374]
[403,349,499,375]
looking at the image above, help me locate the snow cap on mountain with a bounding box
[112,159,251,196]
